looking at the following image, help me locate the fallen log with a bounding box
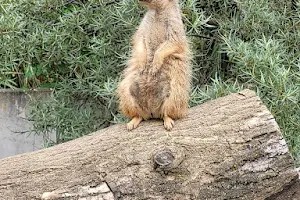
[0,89,298,200]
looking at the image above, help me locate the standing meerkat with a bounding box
[117,0,191,131]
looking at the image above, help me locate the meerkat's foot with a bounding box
[163,116,174,131]
[127,117,143,131]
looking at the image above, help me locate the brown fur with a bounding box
[117,0,191,131]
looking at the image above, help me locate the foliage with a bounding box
[219,0,300,163]
[1,0,299,164]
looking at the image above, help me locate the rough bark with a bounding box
[0,89,298,200]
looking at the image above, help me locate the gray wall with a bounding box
[0,89,55,159]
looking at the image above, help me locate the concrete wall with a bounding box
[0,89,55,159]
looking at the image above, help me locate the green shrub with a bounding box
[219,0,300,163]
[1,0,299,164]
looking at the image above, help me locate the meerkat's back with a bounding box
[117,0,191,131]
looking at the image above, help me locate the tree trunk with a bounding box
[0,89,298,200]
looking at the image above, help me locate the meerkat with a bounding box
[117,0,191,131]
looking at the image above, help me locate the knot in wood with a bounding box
[154,149,174,171]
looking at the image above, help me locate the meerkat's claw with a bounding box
[163,116,174,131]
[127,117,143,131]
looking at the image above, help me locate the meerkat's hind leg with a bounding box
[127,116,143,131]
[163,115,175,131]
